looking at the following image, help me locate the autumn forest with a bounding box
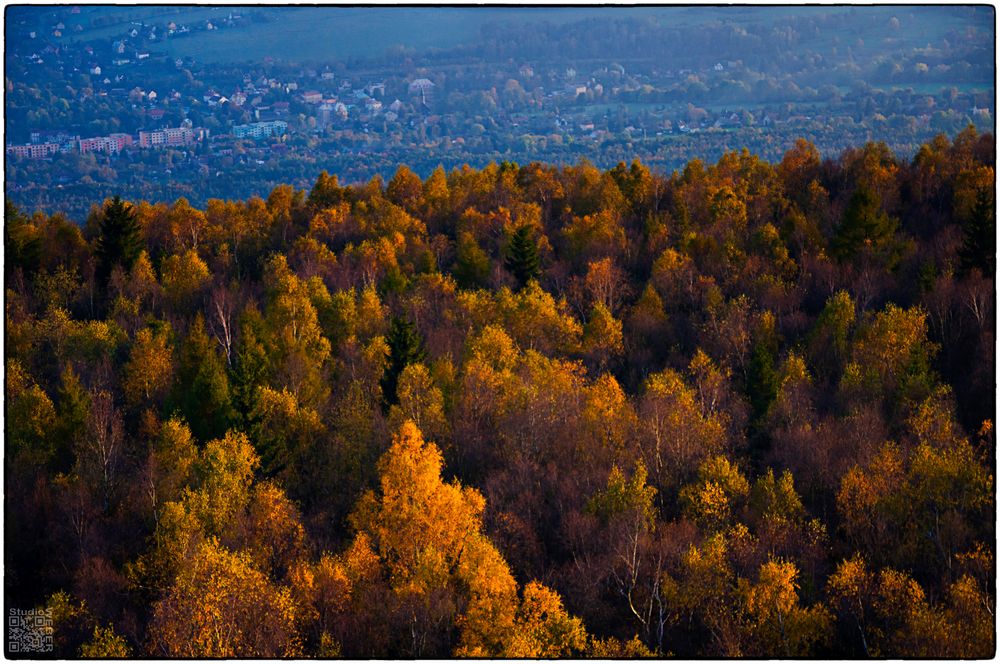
[4,127,996,657]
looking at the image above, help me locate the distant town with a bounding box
[5,5,994,220]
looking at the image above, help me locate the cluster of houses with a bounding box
[15,8,886,170]
[199,75,411,129]
[311,93,407,127]
[7,124,208,159]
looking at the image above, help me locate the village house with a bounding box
[317,103,334,127]
[408,78,435,95]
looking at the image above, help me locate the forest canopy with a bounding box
[4,127,995,657]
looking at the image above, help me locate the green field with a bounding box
[74,7,234,42]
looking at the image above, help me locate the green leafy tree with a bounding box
[7,361,57,468]
[249,386,324,481]
[679,455,750,530]
[80,624,132,657]
[263,255,331,407]
[454,231,491,289]
[6,200,42,278]
[307,170,344,210]
[807,290,856,379]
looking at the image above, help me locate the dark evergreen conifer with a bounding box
[746,339,779,426]
[832,186,898,262]
[170,314,235,442]
[959,188,995,277]
[380,316,426,409]
[53,365,90,473]
[505,224,541,290]
[231,307,273,430]
[95,196,143,285]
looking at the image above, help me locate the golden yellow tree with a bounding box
[503,582,588,657]
[79,624,131,658]
[148,539,299,657]
[348,420,587,657]
[640,368,727,488]
[159,249,210,308]
[123,326,174,407]
[582,302,624,371]
[826,554,876,656]
[661,533,744,656]
[738,558,831,656]
[388,363,450,447]
[680,455,750,530]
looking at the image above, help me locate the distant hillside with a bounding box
[8,5,987,65]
